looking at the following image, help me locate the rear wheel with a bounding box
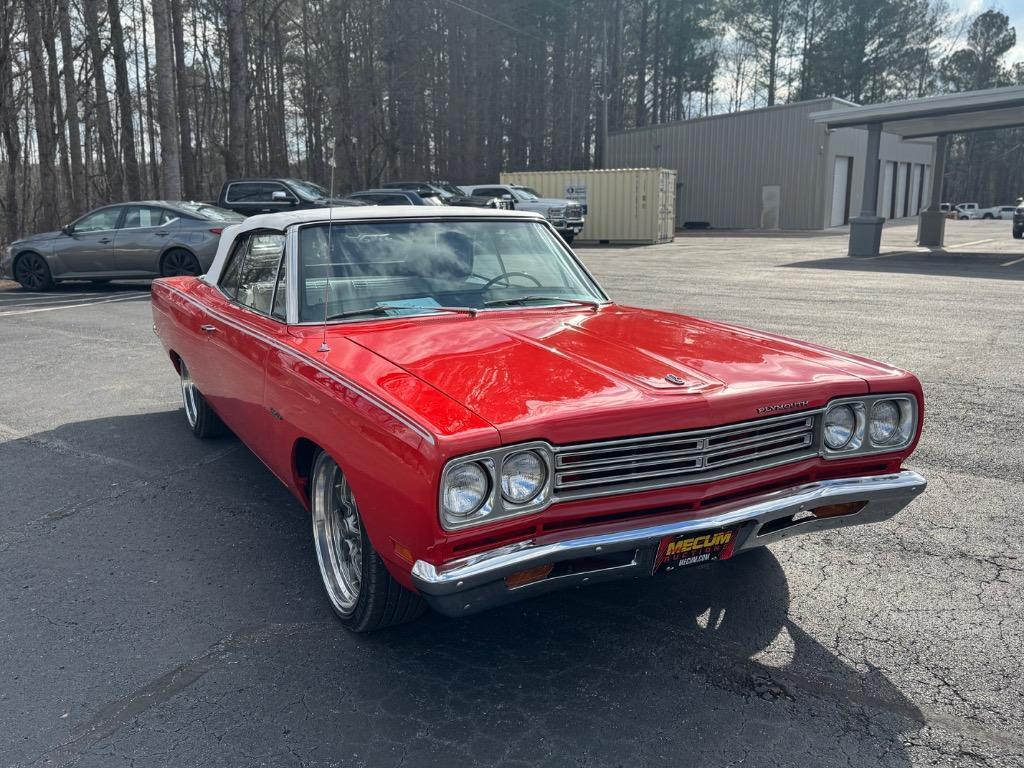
[13,252,54,291]
[179,360,226,438]
[983,213,994,219]
[310,451,424,632]
[160,249,202,277]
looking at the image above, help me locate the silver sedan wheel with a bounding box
[179,361,199,428]
[311,453,363,616]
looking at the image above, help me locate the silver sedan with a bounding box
[1,201,244,291]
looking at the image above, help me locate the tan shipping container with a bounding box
[500,168,676,244]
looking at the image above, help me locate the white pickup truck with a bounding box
[955,203,1018,220]
[460,183,585,243]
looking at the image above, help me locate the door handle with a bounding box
[200,324,218,333]
[154,231,169,237]
[98,237,112,244]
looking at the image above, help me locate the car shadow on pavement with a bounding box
[3,410,924,767]
[783,250,1024,281]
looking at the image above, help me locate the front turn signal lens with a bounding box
[811,501,866,518]
[504,563,554,589]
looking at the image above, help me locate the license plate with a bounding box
[654,527,739,573]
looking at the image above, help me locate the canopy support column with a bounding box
[918,134,947,248]
[848,124,884,257]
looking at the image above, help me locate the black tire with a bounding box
[1013,229,1023,240]
[160,249,202,277]
[179,359,226,438]
[13,252,54,291]
[561,233,575,245]
[310,450,425,632]
[983,213,994,219]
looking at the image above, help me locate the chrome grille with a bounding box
[553,411,819,499]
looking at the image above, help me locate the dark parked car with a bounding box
[343,189,445,206]
[2,201,244,291]
[216,178,363,217]
[381,181,507,209]
[1013,200,1023,239]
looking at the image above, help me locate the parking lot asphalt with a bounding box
[1,218,1022,767]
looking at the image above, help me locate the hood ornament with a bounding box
[664,374,687,386]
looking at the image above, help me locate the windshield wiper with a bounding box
[483,295,602,311]
[325,304,478,321]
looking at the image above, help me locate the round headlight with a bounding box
[824,405,856,449]
[443,462,489,518]
[500,451,547,504]
[870,400,901,444]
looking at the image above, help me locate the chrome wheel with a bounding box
[312,453,363,616]
[180,362,199,428]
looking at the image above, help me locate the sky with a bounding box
[953,0,1024,63]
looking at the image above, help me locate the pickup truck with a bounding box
[461,183,585,243]
[955,203,1018,220]
[216,178,362,217]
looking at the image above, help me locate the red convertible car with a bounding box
[152,207,927,631]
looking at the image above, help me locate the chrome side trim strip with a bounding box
[157,285,436,444]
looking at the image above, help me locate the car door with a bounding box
[224,181,299,216]
[199,230,287,459]
[113,205,180,275]
[55,206,124,276]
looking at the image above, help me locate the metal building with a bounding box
[606,98,935,231]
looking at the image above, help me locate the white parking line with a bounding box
[0,294,146,317]
[1001,256,1024,267]
[0,292,100,302]
[0,293,136,308]
[947,239,994,250]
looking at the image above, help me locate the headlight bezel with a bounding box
[439,441,554,530]
[821,394,917,459]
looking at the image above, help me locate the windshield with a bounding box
[287,179,329,199]
[295,219,605,323]
[436,183,465,197]
[512,187,540,202]
[177,202,245,222]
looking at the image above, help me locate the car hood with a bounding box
[12,229,63,247]
[342,305,892,445]
[528,197,574,209]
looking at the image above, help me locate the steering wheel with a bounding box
[480,271,543,290]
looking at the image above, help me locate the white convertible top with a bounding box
[202,205,544,284]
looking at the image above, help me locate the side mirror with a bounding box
[271,190,293,203]
[501,194,513,201]
[61,223,74,235]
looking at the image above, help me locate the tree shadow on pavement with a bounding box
[782,250,1024,281]
[2,410,923,768]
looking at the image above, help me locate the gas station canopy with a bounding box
[809,86,1024,256]
[810,86,1024,138]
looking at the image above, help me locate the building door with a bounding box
[895,163,909,218]
[909,164,922,215]
[830,156,853,227]
[761,185,780,229]
[881,162,895,219]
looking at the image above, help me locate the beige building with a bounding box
[606,98,935,231]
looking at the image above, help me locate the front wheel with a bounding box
[179,360,226,438]
[983,213,994,219]
[13,252,54,291]
[561,232,575,245]
[310,451,424,632]
[1013,229,1023,239]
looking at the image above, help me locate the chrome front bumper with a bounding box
[412,471,926,617]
